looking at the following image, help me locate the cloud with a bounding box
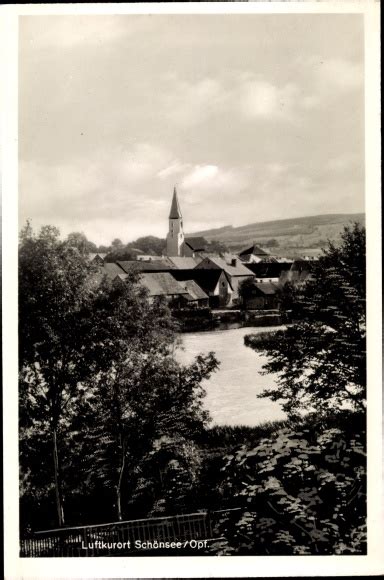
[238,79,300,121]
[163,73,304,127]
[315,58,363,92]
[163,78,225,127]
[157,161,191,180]
[21,16,130,49]
[181,165,219,188]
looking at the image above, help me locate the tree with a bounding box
[245,224,366,418]
[129,235,166,256]
[77,348,218,521]
[19,224,100,525]
[205,239,228,254]
[66,231,97,254]
[19,224,175,526]
[263,238,279,248]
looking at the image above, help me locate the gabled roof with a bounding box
[179,280,209,301]
[197,255,254,277]
[89,252,107,261]
[168,256,198,269]
[139,272,188,297]
[170,269,233,293]
[117,259,176,273]
[238,244,269,257]
[101,262,127,279]
[169,187,182,219]
[184,237,207,251]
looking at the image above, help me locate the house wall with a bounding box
[183,244,194,258]
[244,295,279,310]
[213,272,233,307]
[230,275,253,302]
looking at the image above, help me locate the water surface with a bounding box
[176,327,286,427]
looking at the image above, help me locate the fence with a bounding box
[20,508,241,557]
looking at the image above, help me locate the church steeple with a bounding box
[169,186,182,219]
[166,186,184,257]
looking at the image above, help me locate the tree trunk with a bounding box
[116,435,126,521]
[52,428,65,526]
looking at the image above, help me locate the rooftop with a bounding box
[139,272,188,297]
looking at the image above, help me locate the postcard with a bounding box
[2,1,382,578]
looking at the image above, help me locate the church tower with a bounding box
[166,187,184,257]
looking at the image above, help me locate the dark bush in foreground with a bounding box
[210,413,366,555]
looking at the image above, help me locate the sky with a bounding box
[19,14,364,245]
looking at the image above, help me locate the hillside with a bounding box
[189,213,365,258]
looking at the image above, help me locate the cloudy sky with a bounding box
[19,14,364,245]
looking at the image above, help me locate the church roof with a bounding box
[184,237,207,251]
[169,187,182,219]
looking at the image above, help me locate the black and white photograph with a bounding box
[2,2,382,578]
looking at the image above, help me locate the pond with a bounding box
[175,326,286,427]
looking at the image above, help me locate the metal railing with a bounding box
[20,508,240,557]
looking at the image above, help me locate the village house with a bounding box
[240,280,279,310]
[195,255,254,304]
[182,237,207,258]
[177,280,209,308]
[170,268,233,308]
[237,243,271,264]
[89,252,107,265]
[167,256,199,269]
[245,261,292,286]
[287,259,317,286]
[116,259,176,274]
[137,272,190,307]
[101,261,127,279]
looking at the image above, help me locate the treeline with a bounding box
[64,231,229,262]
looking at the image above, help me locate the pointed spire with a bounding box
[169,186,182,219]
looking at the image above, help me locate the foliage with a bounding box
[19,223,108,525]
[104,235,166,262]
[263,238,279,248]
[130,435,203,516]
[66,231,97,254]
[211,413,366,555]
[76,350,218,520]
[19,223,175,526]
[130,235,166,256]
[245,224,366,418]
[205,239,229,254]
[19,222,219,527]
[238,277,258,306]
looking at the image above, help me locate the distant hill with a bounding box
[189,213,365,258]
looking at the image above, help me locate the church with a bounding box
[166,187,207,258]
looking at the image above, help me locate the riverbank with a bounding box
[173,307,283,332]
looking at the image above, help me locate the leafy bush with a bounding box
[211,414,366,555]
